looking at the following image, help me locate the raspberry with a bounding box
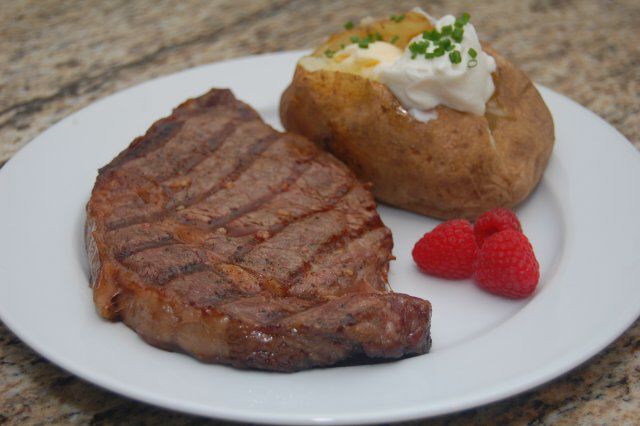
[412,219,478,279]
[474,208,522,247]
[474,229,539,298]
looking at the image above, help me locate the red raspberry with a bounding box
[474,208,522,247]
[412,219,478,279]
[474,229,539,298]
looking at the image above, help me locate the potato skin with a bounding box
[280,47,554,220]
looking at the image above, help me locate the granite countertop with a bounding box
[1,0,638,424]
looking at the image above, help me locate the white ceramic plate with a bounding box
[0,51,639,424]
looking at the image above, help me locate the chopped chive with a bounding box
[449,50,462,64]
[324,49,335,58]
[468,58,478,68]
[468,47,478,58]
[438,38,451,49]
[423,29,441,41]
[344,21,354,30]
[374,32,383,41]
[350,35,360,43]
[441,25,453,36]
[409,40,432,59]
[425,52,435,59]
[409,41,428,55]
[455,12,470,28]
[390,14,405,22]
[358,35,372,48]
[433,47,445,57]
[390,35,399,44]
[452,27,464,43]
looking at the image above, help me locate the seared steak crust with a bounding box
[86,89,431,372]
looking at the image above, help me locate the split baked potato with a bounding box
[279,11,554,220]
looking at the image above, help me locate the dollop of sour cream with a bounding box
[379,14,496,115]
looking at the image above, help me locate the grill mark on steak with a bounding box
[101,115,243,230]
[86,88,432,372]
[286,215,385,287]
[104,107,240,178]
[289,218,384,288]
[100,120,184,174]
[100,103,272,231]
[228,183,354,261]
[207,124,233,151]
[289,227,392,300]
[159,118,241,189]
[116,158,355,262]
[170,119,238,176]
[113,158,320,260]
[107,131,279,231]
[122,244,210,285]
[224,155,354,237]
[164,268,260,308]
[121,115,239,187]
[112,233,176,260]
[169,131,281,213]
[235,199,376,284]
[165,121,276,208]
[176,135,318,228]
[204,159,315,229]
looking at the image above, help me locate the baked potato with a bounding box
[279,11,554,220]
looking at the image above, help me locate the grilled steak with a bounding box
[85,89,432,372]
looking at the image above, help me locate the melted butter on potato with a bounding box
[300,42,402,81]
[313,11,433,54]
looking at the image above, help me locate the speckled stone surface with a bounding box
[0,0,638,424]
